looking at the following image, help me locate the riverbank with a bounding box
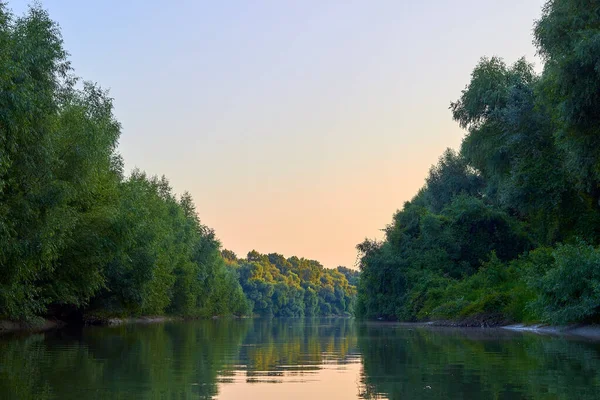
[5,315,600,342]
[502,324,600,341]
[0,313,256,335]
[0,315,181,335]
[424,313,511,328]
[423,320,600,340]
[84,315,178,326]
[369,317,600,341]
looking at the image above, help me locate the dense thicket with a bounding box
[0,4,246,320]
[336,266,360,287]
[223,250,356,317]
[356,0,600,325]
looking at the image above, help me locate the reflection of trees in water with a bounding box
[238,318,359,376]
[0,318,359,399]
[0,320,251,399]
[9,320,599,400]
[357,324,600,400]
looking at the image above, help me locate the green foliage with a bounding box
[0,3,249,321]
[335,266,360,286]
[231,251,357,317]
[355,240,407,320]
[527,242,600,324]
[535,0,600,187]
[423,149,484,213]
[420,254,537,324]
[356,189,529,321]
[357,0,600,325]
[0,5,120,318]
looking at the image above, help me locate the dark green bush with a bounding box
[527,242,600,324]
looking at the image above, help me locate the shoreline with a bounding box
[363,316,600,341]
[0,315,184,335]
[0,314,258,335]
[501,324,600,340]
[4,316,600,341]
[85,315,179,326]
[389,320,600,341]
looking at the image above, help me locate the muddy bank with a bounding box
[371,317,600,341]
[402,320,600,341]
[371,312,513,328]
[503,324,600,340]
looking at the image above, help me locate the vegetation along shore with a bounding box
[3,0,600,332]
[0,4,357,327]
[355,0,600,327]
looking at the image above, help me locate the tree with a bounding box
[534,0,600,188]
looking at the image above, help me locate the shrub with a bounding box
[527,242,600,324]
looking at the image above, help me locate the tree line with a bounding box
[0,4,357,322]
[223,250,357,317]
[356,0,600,325]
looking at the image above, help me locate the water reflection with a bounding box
[358,323,600,400]
[238,318,358,376]
[1,319,600,399]
[0,319,251,399]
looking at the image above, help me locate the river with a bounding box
[1,318,599,399]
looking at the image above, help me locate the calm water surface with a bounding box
[1,318,600,399]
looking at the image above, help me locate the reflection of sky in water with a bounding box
[214,320,367,398]
[2,319,600,400]
[218,364,368,400]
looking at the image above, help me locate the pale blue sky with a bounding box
[11,0,546,268]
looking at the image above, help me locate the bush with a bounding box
[425,254,536,323]
[527,242,600,324]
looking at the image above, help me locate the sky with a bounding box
[12,0,546,269]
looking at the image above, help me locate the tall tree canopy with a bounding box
[0,4,250,321]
